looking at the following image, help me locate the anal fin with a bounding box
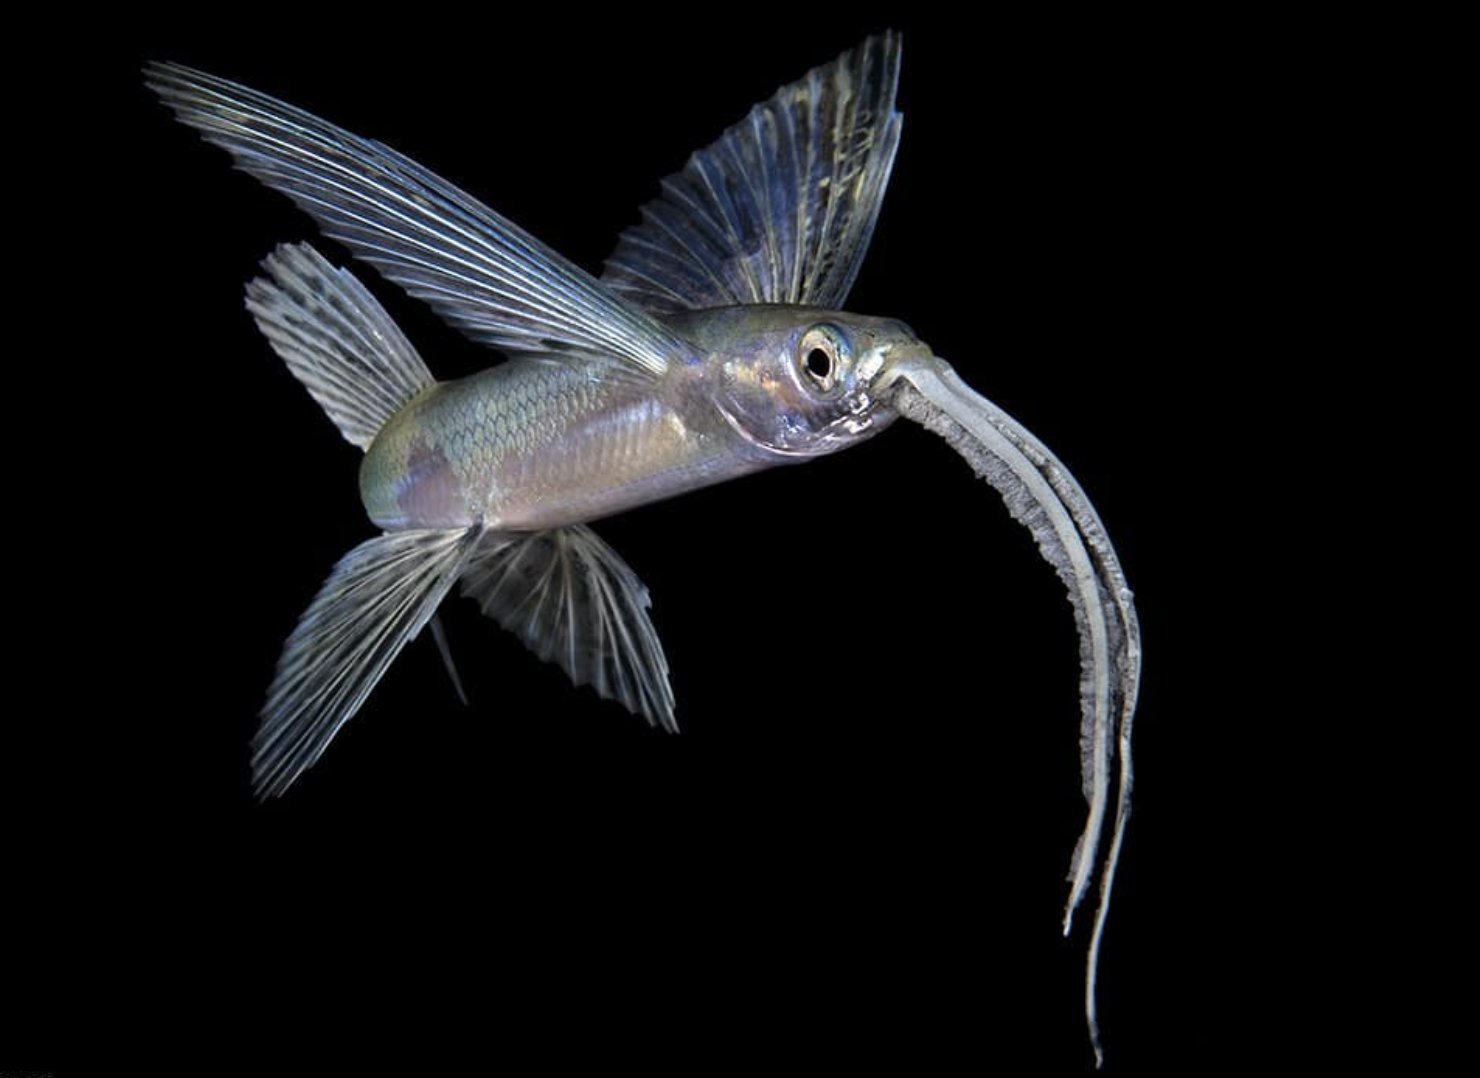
[459,527,676,732]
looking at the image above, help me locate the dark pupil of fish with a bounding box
[806,348,833,380]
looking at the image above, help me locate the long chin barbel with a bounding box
[880,355,1142,1068]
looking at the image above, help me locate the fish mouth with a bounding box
[878,351,1141,1068]
[872,345,940,394]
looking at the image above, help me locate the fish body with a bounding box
[148,34,1140,1065]
[360,305,914,532]
[358,354,739,531]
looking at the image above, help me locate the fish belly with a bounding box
[359,360,755,532]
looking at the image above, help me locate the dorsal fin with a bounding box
[245,243,434,450]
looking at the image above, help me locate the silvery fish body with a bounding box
[358,306,912,533]
[148,34,1140,1066]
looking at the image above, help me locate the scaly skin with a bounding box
[360,354,746,531]
[361,305,921,533]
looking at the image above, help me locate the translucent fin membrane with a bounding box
[254,528,478,798]
[147,62,684,380]
[245,242,434,450]
[459,527,676,732]
[603,32,902,313]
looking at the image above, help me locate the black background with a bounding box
[12,10,1279,1072]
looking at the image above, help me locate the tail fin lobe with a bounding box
[254,527,478,798]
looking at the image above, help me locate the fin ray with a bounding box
[254,528,479,797]
[147,62,685,379]
[429,613,468,706]
[245,242,433,449]
[460,527,675,731]
[603,33,902,313]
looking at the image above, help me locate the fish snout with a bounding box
[873,343,946,399]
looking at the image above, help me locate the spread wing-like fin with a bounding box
[602,32,902,313]
[245,243,434,450]
[147,62,685,380]
[254,528,479,798]
[459,527,675,732]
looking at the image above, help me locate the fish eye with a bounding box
[796,325,847,394]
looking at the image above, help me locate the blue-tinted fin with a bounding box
[147,63,684,380]
[254,528,480,798]
[603,32,903,313]
[459,527,675,732]
[245,243,434,451]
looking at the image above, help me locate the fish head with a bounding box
[673,305,935,458]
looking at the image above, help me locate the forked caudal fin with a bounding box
[242,242,679,796]
[254,524,679,798]
[242,242,476,796]
[254,528,480,798]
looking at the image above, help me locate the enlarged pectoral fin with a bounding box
[147,63,685,380]
[886,358,1141,1068]
[602,33,902,313]
[254,528,480,798]
[459,527,676,732]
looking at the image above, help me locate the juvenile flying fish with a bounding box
[147,35,1140,1065]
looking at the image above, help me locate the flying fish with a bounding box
[147,34,1140,1064]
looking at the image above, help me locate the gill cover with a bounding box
[658,305,915,457]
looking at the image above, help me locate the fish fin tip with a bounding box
[459,527,676,730]
[602,33,904,312]
[149,63,681,379]
[252,528,478,797]
[245,242,435,450]
[428,612,470,706]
